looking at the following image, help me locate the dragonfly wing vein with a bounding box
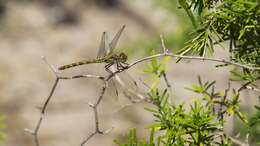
[97,32,107,58]
[108,25,125,54]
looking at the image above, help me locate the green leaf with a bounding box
[235,111,248,124]
[187,84,205,93]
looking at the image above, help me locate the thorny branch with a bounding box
[128,53,260,71]
[25,43,260,145]
[25,57,107,146]
[245,86,260,93]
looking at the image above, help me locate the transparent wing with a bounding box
[108,25,126,54]
[106,79,119,101]
[109,64,146,101]
[97,32,107,58]
[114,72,146,101]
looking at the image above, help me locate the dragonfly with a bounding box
[58,25,128,73]
[58,25,146,100]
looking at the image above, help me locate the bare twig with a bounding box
[162,72,173,103]
[162,72,171,90]
[160,35,173,102]
[245,86,260,93]
[42,78,59,114]
[80,131,97,146]
[160,34,169,54]
[59,74,104,80]
[42,56,58,76]
[25,57,61,146]
[128,53,260,71]
[25,57,113,146]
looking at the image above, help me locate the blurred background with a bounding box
[0,0,258,146]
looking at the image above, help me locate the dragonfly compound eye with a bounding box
[119,53,127,62]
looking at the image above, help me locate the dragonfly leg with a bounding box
[105,63,114,74]
[116,61,121,71]
[116,61,127,71]
[118,62,129,70]
[119,63,124,70]
[122,62,129,68]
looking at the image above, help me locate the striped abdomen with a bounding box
[58,58,105,70]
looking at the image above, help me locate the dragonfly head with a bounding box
[119,53,128,63]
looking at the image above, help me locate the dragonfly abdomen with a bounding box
[58,58,105,70]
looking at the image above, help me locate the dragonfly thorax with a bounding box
[104,52,127,64]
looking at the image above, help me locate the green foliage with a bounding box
[230,68,259,91]
[177,24,217,56]
[176,0,222,56]
[178,0,198,28]
[210,0,260,65]
[114,128,157,146]
[189,77,248,123]
[250,105,260,127]
[116,0,259,145]
[177,0,260,68]
[247,106,260,144]
[0,115,6,143]
[149,0,193,52]
[116,77,249,145]
[230,68,259,82]
[142,50,171,91]
[155,0,260,84]
[188,0,221,15]
[186,76,216,93]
